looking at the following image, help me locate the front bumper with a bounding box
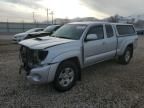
[22,63,59,84]
[12,37,21,43]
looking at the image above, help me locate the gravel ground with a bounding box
[0,37,144,108]
[0,34,14,40]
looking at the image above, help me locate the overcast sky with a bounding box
[0,0,143,22]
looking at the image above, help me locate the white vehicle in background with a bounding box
[19,22,138,92]
[13,28,44,42]
[25,25,61,39]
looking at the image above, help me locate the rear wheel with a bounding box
[53,61,78,92]
[118,47,133,65]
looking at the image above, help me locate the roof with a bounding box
[34,28,44,29]
[69,21,133,26]
[49,25,61,27]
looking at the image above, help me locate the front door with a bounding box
[84,25,106,66]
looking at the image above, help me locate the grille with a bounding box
[20,46,48,72]
[20,46,34,68]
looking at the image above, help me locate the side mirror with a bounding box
[86,34,98,41]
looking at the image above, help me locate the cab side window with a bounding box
[87,25,104,40]
[105,25,114,38]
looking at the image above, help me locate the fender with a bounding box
[51,50,83,67]
[117,38,134,56]
[47,50,82,82]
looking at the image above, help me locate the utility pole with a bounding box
[50,11,54,24]
[46,8,50,24]
[33,12,35,23]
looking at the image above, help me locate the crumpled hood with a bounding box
[19,36,74,49]
[29,31,46,35]
[14,33,27,37]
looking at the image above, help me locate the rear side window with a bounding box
[87,25,104,40]
[116,25,135,36]
[105,25,114,38]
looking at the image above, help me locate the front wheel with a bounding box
[118,47,133,65]
[53,61,78,92]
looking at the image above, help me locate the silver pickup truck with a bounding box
[19,22,138,91]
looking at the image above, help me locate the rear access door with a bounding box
[103,24,117,59]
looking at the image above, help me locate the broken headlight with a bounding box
[20,46,48,66]
[33,50,48,65]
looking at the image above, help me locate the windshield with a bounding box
[44,25,58,32]
[52,24,87,40]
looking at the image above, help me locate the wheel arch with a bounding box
[57,57,81,81]
[127,43,134,57]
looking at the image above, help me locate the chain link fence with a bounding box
[0,22,48,34]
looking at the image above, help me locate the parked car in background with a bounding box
[136,29,144,35]
[25,25,61,39]
[13,28,44,42]
[19,22,138,92]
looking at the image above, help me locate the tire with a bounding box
[118,47,133,65]
[53,61,78,92]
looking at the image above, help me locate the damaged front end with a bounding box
[19,46,48,75]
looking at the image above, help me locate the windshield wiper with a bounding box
[51,35,72,39]
[58,36,72,39]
